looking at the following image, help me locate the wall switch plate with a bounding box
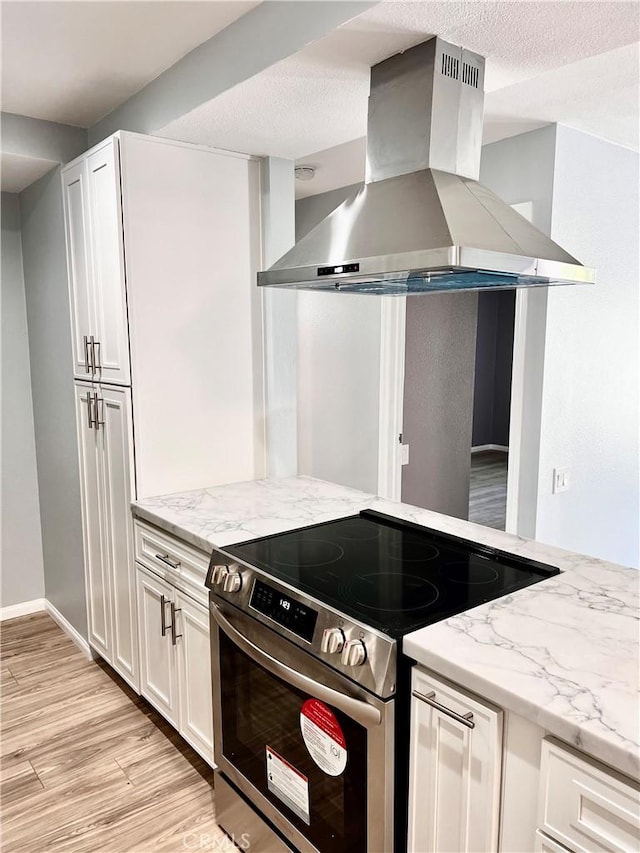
[553,467,570,494]
[401,444,410,466]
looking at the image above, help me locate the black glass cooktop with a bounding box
[224,509,560,638]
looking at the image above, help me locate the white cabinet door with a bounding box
[98,385,138,690]
[75,383,111,660]
[86,139,130,385]
[136,566,178,726]
[174,591,214,765]
[63,162,95,379]
[408,669,503,853]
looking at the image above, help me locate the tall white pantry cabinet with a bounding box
[62,132,265,701]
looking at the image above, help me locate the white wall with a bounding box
[295,188,382,494]
[480,125,557,538]
[297,292,381,493]
[536,127,639,567]
[1,192,45,608]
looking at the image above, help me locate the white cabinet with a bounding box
[408,667,503,853]
[63,161,94,378]
[175,590,213,762]
[75,382,138,690]
[85,140,130,386]
[136,567,178,726]
[63,138,130,386]
[64,131,265,712]
[136,562,214,765]
[537,739,640,853]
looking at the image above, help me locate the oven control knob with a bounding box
[341,639,367,667]
[210,565,228,586]
[222,567,242,594]
[320,628,345,655]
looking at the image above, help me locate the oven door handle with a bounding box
[210,602,381,728]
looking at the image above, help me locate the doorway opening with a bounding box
[468,290,516,530]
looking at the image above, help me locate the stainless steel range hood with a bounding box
[258,37,594,295]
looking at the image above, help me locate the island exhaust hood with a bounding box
[258,37,595,295]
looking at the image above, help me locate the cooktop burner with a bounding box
[343,572,441,613]
[224,509,559,638]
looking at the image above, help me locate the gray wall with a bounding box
[19,169,87,634]
[472,290,516,447]
[401,293,478,519]
[1,192,45,608]
[2,112,87,164]
[90,2,375,144]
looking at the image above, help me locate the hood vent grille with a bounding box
[462,62,479,88]
[442,52,459,79]
[257,36,595,295]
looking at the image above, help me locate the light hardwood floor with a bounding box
[469,450,508,530]
[1,612,230,853]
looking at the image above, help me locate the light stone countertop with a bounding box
[132,476,375,553]
[132,476,639,779]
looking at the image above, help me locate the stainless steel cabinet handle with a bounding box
[160,594,170,636]
[170,603,182,645]
[93,338,102,370]
[155,553,181,569]
[94,393,105,429]
[89,335,97,375]
[210,602,381,728]
[412,689,475,729]
[85,392,95,429]
[83,336,91,374]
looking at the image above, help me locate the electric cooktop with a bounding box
[223,509,560,638]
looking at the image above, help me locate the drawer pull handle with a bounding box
[155,552,181,569]
[170,603,182,646]
[412,689,475,729]
[160,594,171,636]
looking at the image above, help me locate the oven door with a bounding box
[210,599,394,853]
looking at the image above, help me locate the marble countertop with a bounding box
[132,476,375,553]
[132,477,639,779]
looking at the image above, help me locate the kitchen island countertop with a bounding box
[132,476,639,780]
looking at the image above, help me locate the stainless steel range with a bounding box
[205,509,559,852]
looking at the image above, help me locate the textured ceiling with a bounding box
[159,0,639,197]
[2,0,637,199]
[0,0,259,126]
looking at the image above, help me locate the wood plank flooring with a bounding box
[468,450,508,530]
[1,613,229,852]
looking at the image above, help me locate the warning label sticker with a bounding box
[300,698,347,776]
[266,746,310,825]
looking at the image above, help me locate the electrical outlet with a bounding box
[553,467,570,494]
[401,444,410,466]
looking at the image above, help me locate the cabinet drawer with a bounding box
[134,519,209,606]
[539,739,640,852]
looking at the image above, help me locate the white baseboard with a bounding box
[0,598,46,621]
[44,601,92,660]
[471,444,509,454]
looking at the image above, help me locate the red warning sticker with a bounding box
[300,698,347,776]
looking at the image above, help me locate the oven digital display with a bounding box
[250,580,318,642]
